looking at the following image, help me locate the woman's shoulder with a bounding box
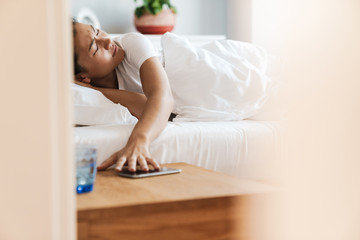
[113,32,149,45]
[114,32,155,55]
[113,32,158,68]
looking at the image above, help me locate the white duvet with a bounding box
[162,33,271,121]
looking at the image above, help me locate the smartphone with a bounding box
[117,167,181,179]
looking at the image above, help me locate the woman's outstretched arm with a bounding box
[93,87,147,119]
[97,56,174,172]
[75,80,148,119]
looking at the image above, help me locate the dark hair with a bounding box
[72,18,85,75]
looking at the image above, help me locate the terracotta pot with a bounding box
[134,9,176,34]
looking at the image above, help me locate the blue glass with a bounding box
[76,145,97,194]
[77,184,93,194]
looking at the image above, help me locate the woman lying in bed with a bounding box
[73,19,173,173]
[72,19,270,173]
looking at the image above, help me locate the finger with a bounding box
[97,153,117,171]
[114,156,127,172]
[146,157,160,170]
[137,156,149,172]
[127,156,137,172]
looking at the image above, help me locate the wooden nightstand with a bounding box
[77,163,278,240]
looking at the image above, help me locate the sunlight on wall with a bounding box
[229,0,360,239]
[278,0,360,239]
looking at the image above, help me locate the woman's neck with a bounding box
[91,70,118,89]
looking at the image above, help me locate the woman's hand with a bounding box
[97,136,160,172]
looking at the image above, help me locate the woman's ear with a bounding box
[75,73,91,84]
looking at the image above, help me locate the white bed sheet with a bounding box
[74,120,281,181]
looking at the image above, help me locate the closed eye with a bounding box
[93,28,100,56]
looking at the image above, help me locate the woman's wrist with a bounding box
[127,132,150,147]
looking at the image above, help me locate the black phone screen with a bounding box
[117,167,181,179]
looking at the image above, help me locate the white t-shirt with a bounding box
[113,33,161,94]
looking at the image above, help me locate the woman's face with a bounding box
[74,23,125,79]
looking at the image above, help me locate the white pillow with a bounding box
[161,32,272,121]
[72,84,138,126]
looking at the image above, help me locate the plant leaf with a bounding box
[135,0,176,15]
[135,6,145,18]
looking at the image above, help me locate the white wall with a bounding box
[227,0,252,42]
[71,0,227,35]
[0,0,75,239]
[227,0,291,55]
[251,0,289,55]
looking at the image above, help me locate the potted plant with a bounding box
[133,0,177,34]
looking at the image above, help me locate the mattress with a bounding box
[74,120,281,181]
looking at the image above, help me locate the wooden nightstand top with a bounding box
[77,162,275,211]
